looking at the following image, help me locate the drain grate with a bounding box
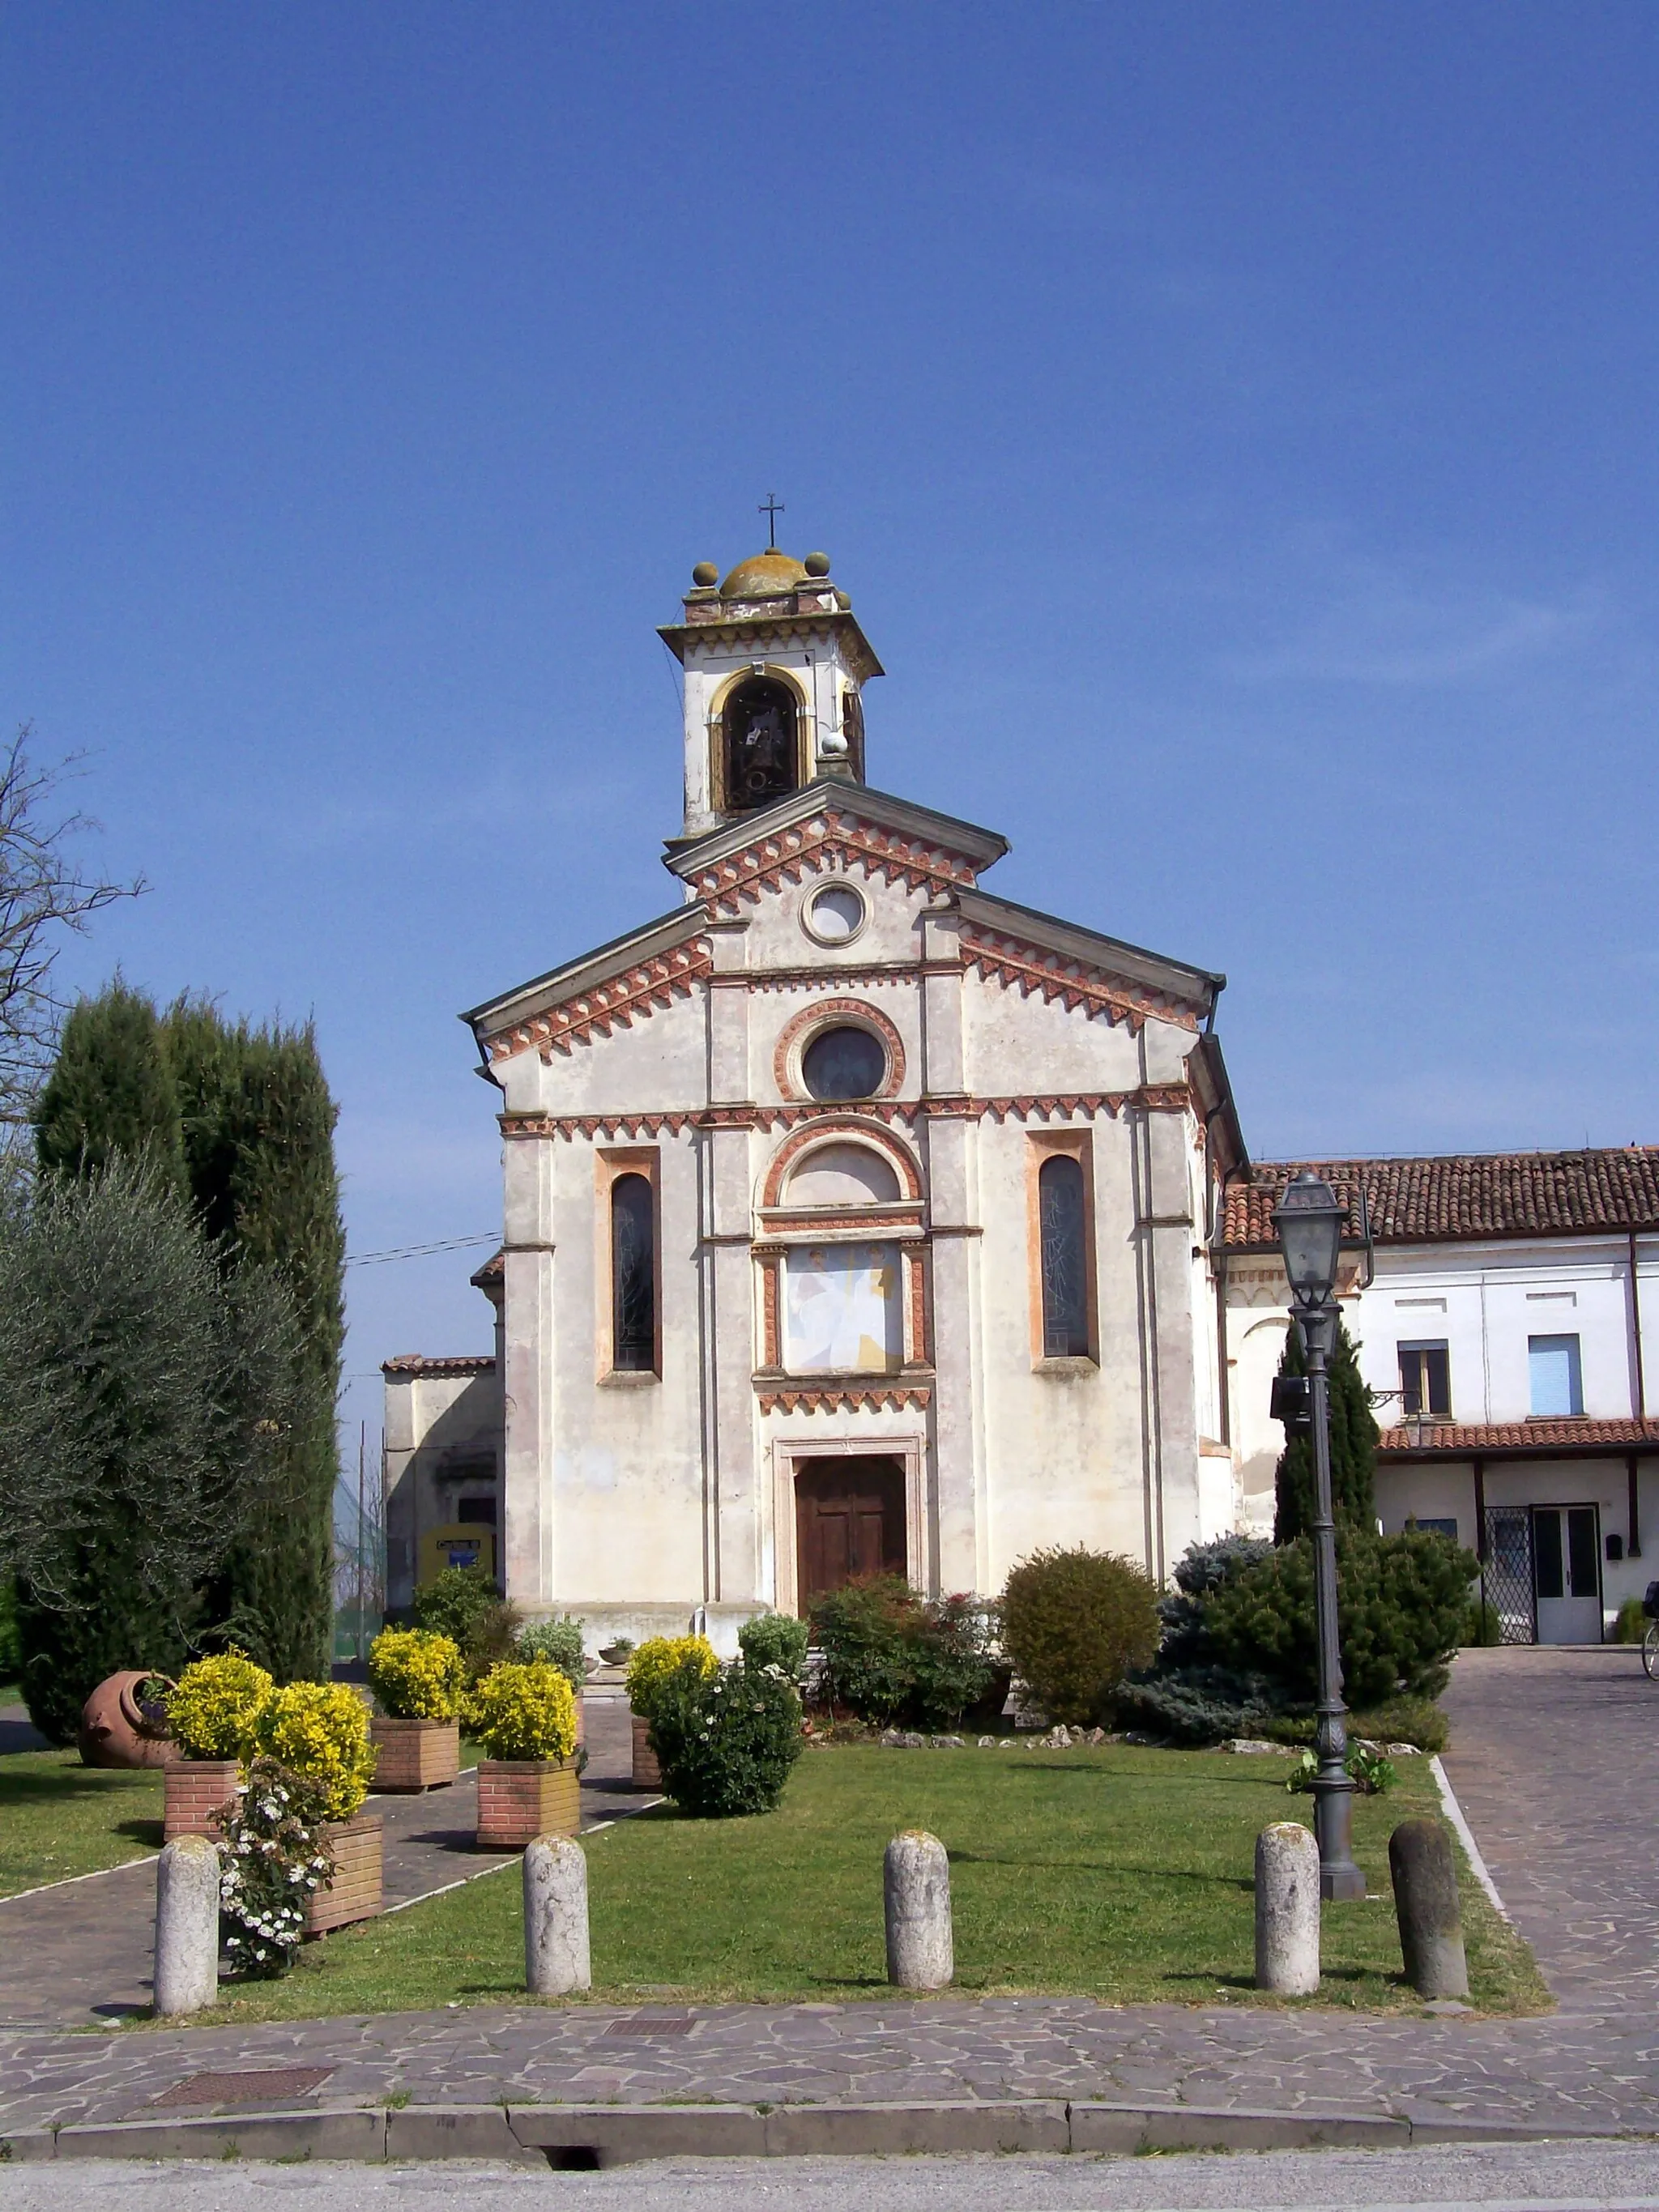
[152,2067,335,2108]
[598,2016,694,2039]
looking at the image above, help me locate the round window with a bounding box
[802,881,866,946]
[800,1025,887,1101]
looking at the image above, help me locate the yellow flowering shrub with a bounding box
[468,1661,578,1763]
[256,1682,378,1822]
[625,1634,718,1722]
[165,1651,273,1761]
[368,1627,466,1721]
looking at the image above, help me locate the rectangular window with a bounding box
[1398,1341,1452,1418]
[783,1243,902,1375]
[1410,1515,1459,1541]
[1529,1333,1583,1417]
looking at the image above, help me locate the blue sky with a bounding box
[3,3,1656,1443]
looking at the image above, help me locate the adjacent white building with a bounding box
[1222,1152,1659,1642]
[384,545,1247,1645]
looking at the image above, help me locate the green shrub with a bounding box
[412,1567,519,1676]
[1205,1530,1473,1708]
[413,1564,498,1642]
[809,1579,998,1728]
[1113,1663,1279,1746]
[1153,1536,1275,1672]
[0,1576,20,1686]
[737,1613,809,1681]
[1352,1695,1448,1753]
[811,1578,915,1723]
[1000,1547,1161,1728]
[1463,1597,1504,1647]
[516,1614,588,1690]
[907,1594,1000,1732]
[650,1656,803,1818]
[1612,1596,1648,1644]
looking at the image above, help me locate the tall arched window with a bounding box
[610,1173,655,1371]
[1038,1153,1090,1358]
[722,676,799,810]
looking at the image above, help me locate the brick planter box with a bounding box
[163,1758,241,1841]
[476,1760,580,1849]
[304,1812,383,1935]
[369,1716,459,1792]
[631,1713,662,1790]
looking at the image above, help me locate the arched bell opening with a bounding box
[719,675,800,812]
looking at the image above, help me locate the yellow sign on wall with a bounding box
[419,1524,497,1588]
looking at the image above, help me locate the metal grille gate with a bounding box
[1482,1506,1537,1645]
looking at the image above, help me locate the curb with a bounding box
[1,2099,1638,2166]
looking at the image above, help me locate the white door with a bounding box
[1533,1505,1601,1643]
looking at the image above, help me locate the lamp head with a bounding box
[1273,1168,1345,1309]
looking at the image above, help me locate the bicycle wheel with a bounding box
[1644,1626,1659,1680]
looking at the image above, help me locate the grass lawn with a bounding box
[195,1741,1548,2028]
[0,1747,164,1897]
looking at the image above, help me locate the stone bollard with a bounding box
[524,1835,591,1996]
[885,1829,953,1990]
[1388,1818,1469,1999]
[153,1835,221,2016]
[1255,1822,1320,1996]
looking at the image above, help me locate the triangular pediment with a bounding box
[663,780,1009,912]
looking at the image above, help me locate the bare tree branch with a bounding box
[0,726,145,1123]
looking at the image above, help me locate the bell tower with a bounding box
[659,543,884,843]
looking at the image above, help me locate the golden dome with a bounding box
[719,548,808,599]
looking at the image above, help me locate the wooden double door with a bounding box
[795,1455,906,1609]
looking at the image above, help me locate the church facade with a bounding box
[384,546,1247,1645]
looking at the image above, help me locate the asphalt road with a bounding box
[5,2144,1659,2212]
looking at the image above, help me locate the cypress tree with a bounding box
[189,1019,344,1682]
[1273,1316,1378,1543]
[33,979,183,1190]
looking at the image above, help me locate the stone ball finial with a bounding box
[691,561,719,587]
[804,551,831,578]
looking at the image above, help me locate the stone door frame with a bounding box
[770,1433,928,1617]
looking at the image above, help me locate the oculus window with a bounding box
[1038,1153,1091,1358]
[802,882,866,945]
[784,1243,902,1374]
[1529,1333,1583,1417]
[610,1173,656,1372]
[801,1025,886,1101]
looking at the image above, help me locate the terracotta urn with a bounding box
[163,1757,241,1840]
[303,1812,384,1935]
[476,1759,580,1850]
[369,1715,459,1792]
[630,1712,662,1790]
[79,1671,175,1770]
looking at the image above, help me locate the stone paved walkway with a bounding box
[0,1692,652,2031]
[4,1652,1658,2144]
[1440,1643,1659,2012]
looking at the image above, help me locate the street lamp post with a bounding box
[1273,1169,1367,1903]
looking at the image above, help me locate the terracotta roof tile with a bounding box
[1224,1148,1659,1250]
[381,1353,497,1378]
[1379,1417,1659,1457]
